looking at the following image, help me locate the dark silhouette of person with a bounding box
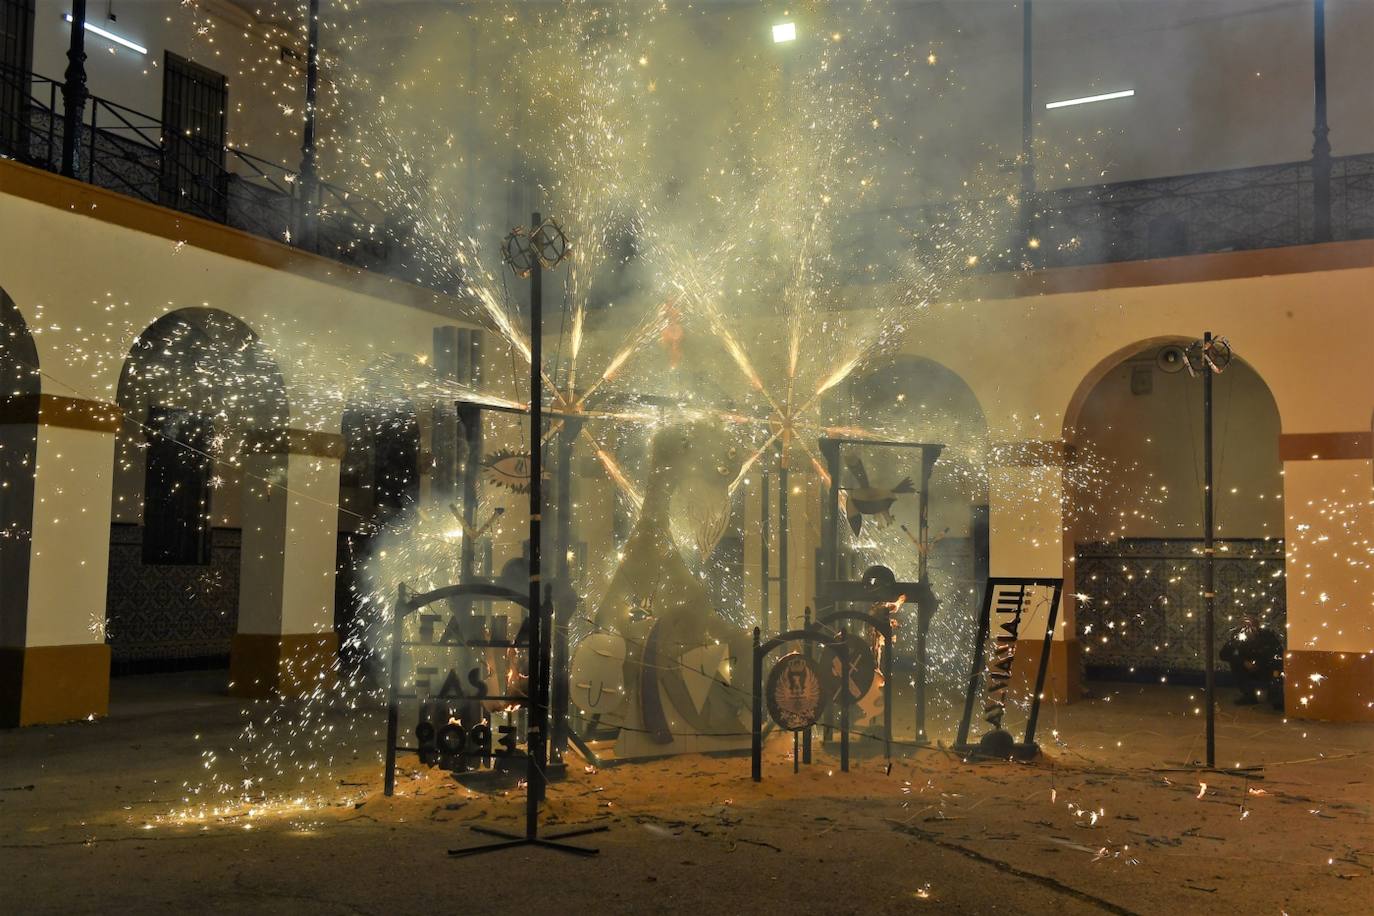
[1219,615,1284,710]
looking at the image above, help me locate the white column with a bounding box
[0,397,118,726]
[1280,441,1374,721]
[988,441,1079,704]
[230,430,342,697]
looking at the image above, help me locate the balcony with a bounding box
[843,153,1374,284]
[0,64,460,295]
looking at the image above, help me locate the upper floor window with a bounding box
[160,52,227,221]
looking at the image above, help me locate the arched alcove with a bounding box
[1064,338,1285,695]
[0,286,40,650]
[106,308,289,674]
[834,354,990,733]
[336,360,424,678]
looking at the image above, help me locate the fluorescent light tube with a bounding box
[1045,89,1134,109]
[64,13,148,55]
[772,22,796,43]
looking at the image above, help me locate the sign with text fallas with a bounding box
[384,582,536,789]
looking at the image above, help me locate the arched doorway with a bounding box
[834,354,990,735]
[106,309,288,677]
[0,286,40,654]
[1064,339,1285,701]
[336,388,422,680]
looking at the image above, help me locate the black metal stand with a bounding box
[816,437,943,745]
[811,609,895,760]
[954,577,1064,760]
[752,626,849,781]
[1201,332,1217,769]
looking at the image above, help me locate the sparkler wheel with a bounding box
[1184,337,1232,375]
[530,218,570,269]
[501,226,539,276]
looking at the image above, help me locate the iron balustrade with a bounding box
[0,63,461,295]
[6,63,1371,290]
[840,152,1374,284]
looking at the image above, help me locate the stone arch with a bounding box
[1062,336,1286,695]
[105,308,289,674]
[840,352,990,536]
[834,354,990,729]
[0,286,41,650]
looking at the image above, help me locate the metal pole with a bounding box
[839,630,850,773]
[820,440,841,613]
[882,620,893,760]
[298,0,322,249]
[550,420,577,763]
[1020,0,1036,251]
[802,607,813,765]
[60,0,88,178]
[1202,332,1216,769]
[383,584,407,797]
[778,448,790,633]
[761,467,770,633]
[751,627,763,782]
[915,610,928,744]
[1023,581,1063,749]
[458,404,481,585]
[526,212,545,828]
[1311,0,1332,243]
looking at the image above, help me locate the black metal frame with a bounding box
[0,60,459,293]
[751,625,850,782]
[954,576,1064,759]
[382,579,606,857]
[816,436,943,744]
[809,607,894,760]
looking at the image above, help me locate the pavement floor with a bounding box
[1,671,1371,914]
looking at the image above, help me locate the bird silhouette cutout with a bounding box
[841,455,915,535]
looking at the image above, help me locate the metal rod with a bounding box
[383,584,406,797]
[778,449,789,633]
[1020,0,1036,250]
[1022,581,1063,749]
[882,621,893,760]
[839,630,850,773]
[298,0,322,249]
[820,439,841,614]
[458,403,481,587]
[1202,331,1216,769]
[60,0,87,178]
[550,420,577,762]
[751,627,763,782]
[915,609,928,744]
[802,607,812,764]
[526,210,545,833]
[1311,0,1331,243]
[957,582,994,750]
[761,467,770,633]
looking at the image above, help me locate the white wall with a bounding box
[31,0,306,170]
[1071,352,1284,542]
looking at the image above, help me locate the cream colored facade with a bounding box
[3,167,1373,726]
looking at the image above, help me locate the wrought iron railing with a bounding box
[6,64,1371,291]
[842,152,1374,283]
[0,63,460,294]
[1074,537,1286,682]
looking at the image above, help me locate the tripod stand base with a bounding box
[448,823,608,858]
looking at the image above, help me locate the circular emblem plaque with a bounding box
[766,652,824,731]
